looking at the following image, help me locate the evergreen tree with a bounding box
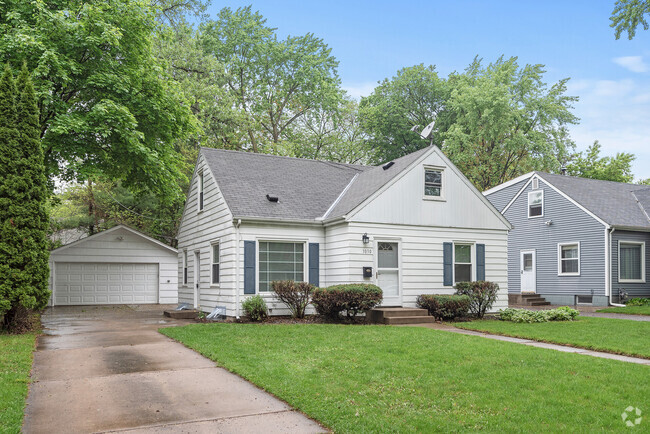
[0,64,50,329]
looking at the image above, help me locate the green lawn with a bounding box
[597,305,650,316]
[455,316,650,358]
[0,333,36,432]
[161,323,650,432]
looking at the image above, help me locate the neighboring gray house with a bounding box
[485,172,650,306]
[176,146,512,317]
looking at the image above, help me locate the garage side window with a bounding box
[211,243,220,284]
[183,250,188,285]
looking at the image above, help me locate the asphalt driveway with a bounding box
[24,305,324,433]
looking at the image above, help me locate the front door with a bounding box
[377,241,401,306]
[520,250,536,293]
[194,251,200,308]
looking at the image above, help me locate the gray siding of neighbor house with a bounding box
[611,230,650,301]
[503,178,607,305]
[485,179,528,212]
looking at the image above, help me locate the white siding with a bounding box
[49,227,178,304]
[350,149,510,231]
[176,153,236,313]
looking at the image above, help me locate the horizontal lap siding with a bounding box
[611,230,650,299]
[177,154,236,312]
[504,178,606,296]
[484,179,528,212]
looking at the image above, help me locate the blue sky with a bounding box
[208,1,650,180]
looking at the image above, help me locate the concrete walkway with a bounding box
[400,322,650,366]
[579,311,650,321]
[24,305,324,434]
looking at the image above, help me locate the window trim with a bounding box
[557,242,580,276]
[618,240,646,283]
[528,190,544,218]
[211,241,220,286]
[182,249,188,286]
[257,239,308,294]
[452,242,474,284]
[423,165,446,201]
[197,171,204,212]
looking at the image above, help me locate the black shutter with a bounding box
[476,243,485,281]
[443,242,453,286]
[244,241,255,294]
[309,243,319,286]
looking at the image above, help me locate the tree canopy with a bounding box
[611,0,650,39]
[565,141,636,183]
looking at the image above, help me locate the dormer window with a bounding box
[198,172,204,211]
[528,190,543,218]
[424,168,443,198]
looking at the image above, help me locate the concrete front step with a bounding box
[373,307,429,317]
[530,301,551,306]
[384,316,435,325]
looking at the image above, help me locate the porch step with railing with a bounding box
[521,294,551,306]
[368,307,435,325]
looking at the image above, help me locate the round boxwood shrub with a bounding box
[311,284,382,320]
[242,295,268,321]
[416,294,470,320]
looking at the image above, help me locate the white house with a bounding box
[49,225,178,305]
[176,146,512,317]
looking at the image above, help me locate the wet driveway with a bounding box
[23,305,324,433]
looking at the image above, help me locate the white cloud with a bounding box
[342,82,378,100]
[612,56,648,73]
[567,78,650,181]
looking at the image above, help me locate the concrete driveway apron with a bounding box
[23,305,324,433]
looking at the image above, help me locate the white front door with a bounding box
[194,251,200,308]
[377,241,401,306]
[520,250,536,293]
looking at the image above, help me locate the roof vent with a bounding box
[382,162,395,170]
[266,194,279,203]
[561,167,567,176]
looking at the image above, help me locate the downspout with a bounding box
[235,219,242,319]
[608,227,625,307]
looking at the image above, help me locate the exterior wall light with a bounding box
[362,233,369,244]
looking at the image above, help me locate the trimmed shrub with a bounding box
[416,294,470,320]
[271,280,314,319]
[626,297,650,306]
[454,281,499,318]
[242,295,268,322]
[312,284,382,320]
[498,306,579,323]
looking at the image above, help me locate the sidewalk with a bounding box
[400,322,650,366]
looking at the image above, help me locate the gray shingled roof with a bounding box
[537,172,650,229]
[200,147,432,221]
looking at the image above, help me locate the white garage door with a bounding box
[54,263,158,305]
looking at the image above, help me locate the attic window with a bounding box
[424,168,443,197]
[528,190,543,218]
[198,172,204,211]
[382,162,395,170]
[266,194,279,202]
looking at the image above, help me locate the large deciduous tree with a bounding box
[0,0,195,202]
[359,64,448,163]
[0,64,50,329]
[200,6,343,152]
[443,57,578,191]
[611,0,650,39]
[566,141,635,183]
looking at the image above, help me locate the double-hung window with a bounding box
[558,243,580,275]
[454,243,472,283]
[619,241,645,283]
[258,241,304,292]
[182,250,188,285]
[528,190,543,217]
[211,243,220,285]
[198,172,204,211]
[424,168,443,197]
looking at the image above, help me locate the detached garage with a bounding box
[49,225,178,306]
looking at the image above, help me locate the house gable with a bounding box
[348,147,511,230]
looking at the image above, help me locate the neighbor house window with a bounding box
[211,243,220,284]
[183,250,188,285]
[454,243,472,283]
[198,172,204,211]
[424,168,443,197]
[558,243,580,275]
[619,241,645,282]
[259,241,304,292]
[528,190,543,217]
